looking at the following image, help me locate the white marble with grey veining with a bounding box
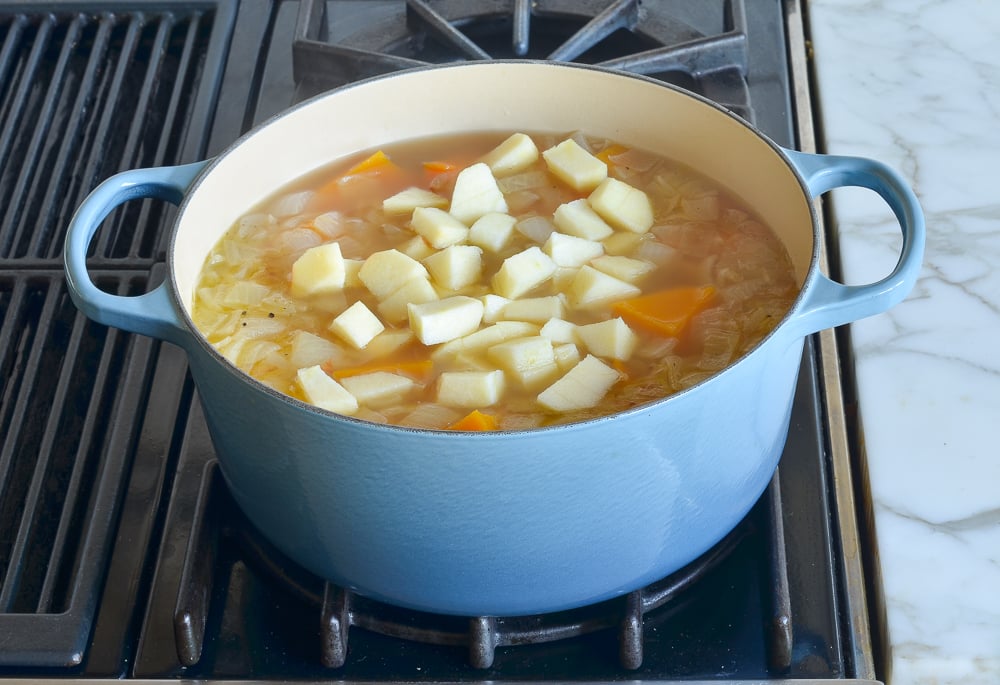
[807,1,1000,683]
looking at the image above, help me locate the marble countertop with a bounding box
[806,1,1000,683]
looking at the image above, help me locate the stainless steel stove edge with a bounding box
[0,681,884,685]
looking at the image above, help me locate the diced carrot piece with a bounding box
[328,359,434,381]
[596,144,630,165]
[422,160,459,173]
[612,286,716,337]
[347,150,396,175]
[448,410,499,431]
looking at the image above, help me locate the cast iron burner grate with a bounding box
[169,460,794,671]
[292,0,753,121]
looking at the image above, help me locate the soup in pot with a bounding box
[191,131,798,430]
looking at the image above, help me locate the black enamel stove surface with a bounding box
[0,1,860,681]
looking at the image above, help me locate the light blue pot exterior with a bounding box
[64,63,924,616]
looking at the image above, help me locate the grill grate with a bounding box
[0,0,235,667]
[0,5,231,264]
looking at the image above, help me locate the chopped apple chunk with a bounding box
[481,133,540,177]
[588,177,654,234]
[468,212,517,253]
[542,139,607,192]
[553,343,582,372]
[492,246,557,299]
[376,277,438,323]
[408,296,485,345]
[296,365,358,415]
[567,266,642,309]
[382,186,448,215]
[328,301,385,349]
[449,162,508,225]
[539,318,579,344]
[552,199,615,241]
[437,369,505,408]
[543,231,605,267]
[499,295,566,324]
[567,265,642,309]
[340,371,419,408]
[423,244,483,291]
[359,249,429,300]
[432,321,540,363]
[589,255,655,283]
[487,336,560,390]
[537,355,621,412]
[576,317,638,361]
[480,293,512,323]
[411,207,470,248]
[290,242,346,297]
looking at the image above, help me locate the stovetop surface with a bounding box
[0,1,868,681]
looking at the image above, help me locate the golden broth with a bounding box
[191,131,798,430]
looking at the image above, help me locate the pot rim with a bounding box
[168,60,821,435]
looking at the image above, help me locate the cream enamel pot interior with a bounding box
[64,62,924,617]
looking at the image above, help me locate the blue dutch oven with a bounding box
[64,62,923,616]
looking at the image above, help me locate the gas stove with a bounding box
[0,1,880,682]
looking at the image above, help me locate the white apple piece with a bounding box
[436,369,506,408]
[358,249,429,300]
[567,265,642,309]
[588,177,655,234]
[328,301,385,349]
[492,246,557,299]
[539,317,579,344]
[423,244,483,291]
[487,336,560,390]
[449,162,508,225]
[480,293,512,323]
[296,365,358,415]
[432,320,540,363]
[543,231,605,267]
[551,266,580,292]
[553,342,582,372]
[537,354,621,412]
[382,186,448,215]
[340,371,419,408]
[589,255,656,283]
[376,277,439,323]
[500,295,566,324]
[290,242,346,297]
[468,212,517,253]
[408,296,485,345]
[541,138,607,192]
[397,235,436,260]
[577,317,638,361]
[343,258,364,288]
[360,328,414,360]
[552,199,615,241]
[481,133,540,176]
[410,206,470,248]
[602,231,649,256]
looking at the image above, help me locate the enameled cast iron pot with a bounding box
[65,62,924,617]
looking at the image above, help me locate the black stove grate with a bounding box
[0,0,234,668]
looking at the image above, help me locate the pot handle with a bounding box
[64,161,209,348]
[781,148,925,337]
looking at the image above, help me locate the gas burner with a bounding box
[170,461,793,672]
[291,0,752,120]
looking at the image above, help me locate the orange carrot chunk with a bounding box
[448,410,499,431]
[612,285,716,337]
[422,160,459,173]
[347,150,397,175]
